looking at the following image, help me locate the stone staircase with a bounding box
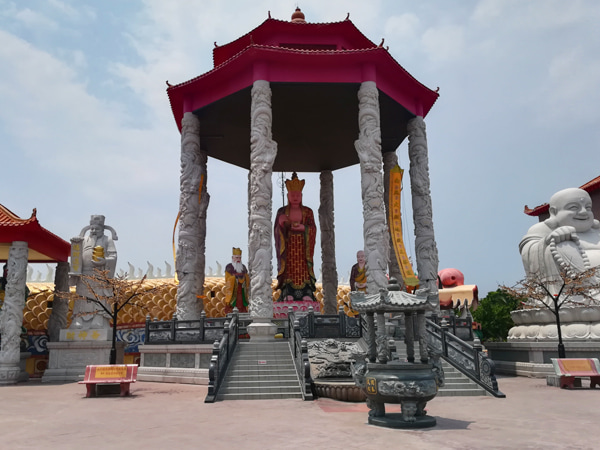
[394,341,488,397]
[217,340,303,400]
[437,360,487,397]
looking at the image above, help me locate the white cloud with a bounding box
[472,0,597,31]
[384,13,420,43]
[536,47,600,125]
[421,25,466,63]
[48,0,96,21]
[13,7,58,31]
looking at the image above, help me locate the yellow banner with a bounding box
[94,366,127,379]
[388,165,419,288]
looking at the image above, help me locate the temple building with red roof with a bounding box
[524,175,600,221]
[0,203,70,384]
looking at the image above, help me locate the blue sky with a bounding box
[1,0,599,294]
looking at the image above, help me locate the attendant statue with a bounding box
[224,247,250,313]
[520,188,600,281]
[274,172,317,302]
[350,250,368,292]
[69,215,118,329]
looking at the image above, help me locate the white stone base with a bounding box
[0,352,32,385]
[485,341,600,378]
[247,319,278,341]
[0,363,21,385]
[137,367,209,385]
[138,344,213,384]
[42,341,125,382]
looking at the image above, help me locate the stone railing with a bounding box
[425,318,505,398]
[144,313,233,344]
[204,314,239,403]
[288,309,313,401]
[295,306,362,339]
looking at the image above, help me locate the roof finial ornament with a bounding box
[378,38,385,48]
[214,41,218,48]
[166,80,172,87]
[345,13,350,20]
[268,11,271,19]
[291,7,306,24]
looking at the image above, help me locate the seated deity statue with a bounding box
[274,172,317,302]
[224,247,250,314]
[69,215,118,329]
[350,250,367,292]
[520,188,600,282]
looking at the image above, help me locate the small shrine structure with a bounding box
[167,9,440,336]
[0,204,70,384]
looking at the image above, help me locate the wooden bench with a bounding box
[551,358,600,389]
[79,364,138,398]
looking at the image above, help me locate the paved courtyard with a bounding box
[1,375,598,449]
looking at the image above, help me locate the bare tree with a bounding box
[59,269,169,364]
[501,267,600,358]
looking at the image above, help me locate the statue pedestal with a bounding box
[247,318,278,341]
[42,332,124,382]
[273,300,321,318]
[509,306,600,341]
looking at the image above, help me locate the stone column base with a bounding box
[0,352,30,385]
[0,363,21,385]
[42,340,124,382]
[247,318,278,341]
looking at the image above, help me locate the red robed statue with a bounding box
[274,172,317,302]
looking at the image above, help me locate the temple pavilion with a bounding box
[167,9,441,335]
[0,203,70,383]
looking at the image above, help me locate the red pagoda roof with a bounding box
[166,10,440,172]
[0,204,70,262]
[213,16,378,67]
[524,175,600,216]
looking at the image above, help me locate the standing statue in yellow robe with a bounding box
[350,250,368,292]
[224,247,250,313]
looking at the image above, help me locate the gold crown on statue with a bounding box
[232,247,242,256]
[285,172,305,192]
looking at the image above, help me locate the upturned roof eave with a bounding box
[0,204,70,262]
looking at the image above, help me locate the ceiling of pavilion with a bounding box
[194,82,416,173]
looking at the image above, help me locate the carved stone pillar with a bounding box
[47,261,70,342]
[355,81,389,293]
[197,147,210,303]
[0,241,28,384]
[248,80,277,331]
[176,112,206,320]
[407,116,439,306]
[319,170,338,314]
[383,151,403,285]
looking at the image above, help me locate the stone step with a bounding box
[441,381,481,389]
[226,373,297,382]
[218,392,303,400]
[228,364,296,373]
[223,378,299,388]
[217,340,302,401]
[221,383,301,394]
[437,388,487,397]
[230,357,295,364]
